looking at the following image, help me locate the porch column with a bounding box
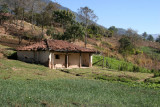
[79,53,82,68]
[52,53,55,69]
[49,53,52,69]
[89,53,92,67]
[49,53,54,69]
[66,53,69,68]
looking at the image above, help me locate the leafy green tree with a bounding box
[119,36,135,56]
[147,35,154,41]
[78,6,98,47]
[108,26,118,36]
[0,4,10,13]
[142,32,148,40]
[63,22,85,41]
[156,35,160,43]
[42,2,58,26]
[53,10,75,32]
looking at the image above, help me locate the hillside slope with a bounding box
[0,19,160,70]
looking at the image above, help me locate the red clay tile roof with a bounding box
[17,40,96,53]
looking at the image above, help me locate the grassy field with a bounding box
[64,68,153,82]
[0,59,160,106]
[0,43,160,106]
[0,59,77,80]
[1,79,160,107]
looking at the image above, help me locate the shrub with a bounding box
[119,63,128,71]
[135,49,143,55]
[153,70,160,77]
[132,65,140,72]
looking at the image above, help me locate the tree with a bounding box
[53,10,75,32]
[156,35,160,43]
[63,22,85,41]
[147,35,154,41]
[0,4,10,25]
[78,6,98,47]
[142,32,148,40]
[119,36,135,56]
[126,28,140,46]
[0,3,10,13]
[108,26,118,36]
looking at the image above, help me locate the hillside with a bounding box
[1,19,160,70]
[1,0,160,106]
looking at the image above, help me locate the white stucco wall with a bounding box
[38,51,50,63]
[17,51,35,63]
[17,51,49,65]
[54,53,65,68]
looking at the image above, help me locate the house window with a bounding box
[55,55,60,59]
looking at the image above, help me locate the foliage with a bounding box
[152,69,160,77]
[52,32,63,40]
[108,26,118,36]
[142,32,148,40]
[0,4,10,24]
[119,36,135,55]
[140,46,160,61]
[53,10,75,30]
[132,65,141,72]
[147,35,154,41]
[46,27,55,36]
[0,4,10,13]
[156,35,160,43]
[63,22,85,41]
[93,55,151,73]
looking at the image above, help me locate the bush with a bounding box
[119,63,128,71]
[132,65,141,72]
[153,70,160,77]
[135,49,143,55]
[52,33,62,40]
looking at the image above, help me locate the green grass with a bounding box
[93,55,150,73]
[0,59,77,80]
[0,51,160,106]
[141,46,160,61]
[64,67,153,83]
[145,77,160,84]
[0,79,160,107]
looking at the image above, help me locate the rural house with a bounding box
[17,40,96,69]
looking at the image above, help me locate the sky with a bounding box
[55,0,160,35]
